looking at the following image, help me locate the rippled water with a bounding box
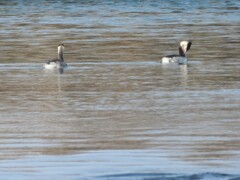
[0,0,240,179]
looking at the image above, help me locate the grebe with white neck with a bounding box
[161,41,192,65]
[44,44,67,69]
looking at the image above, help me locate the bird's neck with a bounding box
[58,48,64,61]
[178,47,185,57]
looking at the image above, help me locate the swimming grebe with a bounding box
[44,44,67,69]
[161,41,192,64]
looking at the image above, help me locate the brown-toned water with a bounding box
[0,0,240,179]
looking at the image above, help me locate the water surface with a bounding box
[0,0,240,179]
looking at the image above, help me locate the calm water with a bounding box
[0,0,240,179]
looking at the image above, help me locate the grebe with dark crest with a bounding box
[161,41,192,65]
[44,44,67,70]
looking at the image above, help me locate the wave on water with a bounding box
[98,172,240,180]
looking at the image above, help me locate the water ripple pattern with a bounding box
[0,0,240,179]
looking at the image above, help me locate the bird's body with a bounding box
[44,59,67,69]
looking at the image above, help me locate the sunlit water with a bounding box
[0,0,240,179]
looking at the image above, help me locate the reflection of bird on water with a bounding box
[44,44,67,73]
[161,41,192,65]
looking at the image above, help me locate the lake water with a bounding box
[0,0,240,179]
